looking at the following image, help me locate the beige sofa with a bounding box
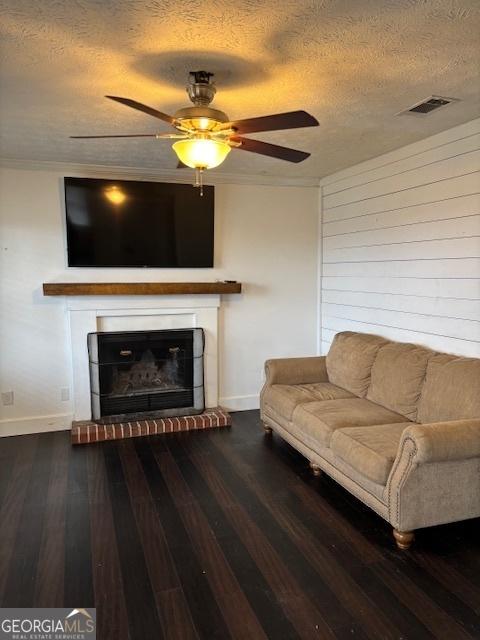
[260,331,480,549]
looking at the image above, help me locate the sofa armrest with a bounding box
[387,418,480,531]
[264,356,328,386]
[401,419,480,464]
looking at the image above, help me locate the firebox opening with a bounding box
[87,328,204,423]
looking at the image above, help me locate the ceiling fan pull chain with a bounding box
[194,167,204,196]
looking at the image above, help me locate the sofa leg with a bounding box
[393,529,415,550]
[262,422,273,435]
[309,462,322,477]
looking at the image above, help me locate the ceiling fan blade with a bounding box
[106,96,176,125]
[70,132,186,140]
[70,134,158,139]
[231,136,310,163]
[224,110,318,135]
[156,133,188,139]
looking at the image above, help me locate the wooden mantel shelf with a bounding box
[43,282,242,296]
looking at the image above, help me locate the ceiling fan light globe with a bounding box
[172,139,231,170]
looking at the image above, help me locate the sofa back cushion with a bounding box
[417,353,480,423]
[367,342,432,420]
[326,332,388,397]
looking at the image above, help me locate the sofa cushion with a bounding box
[417,354,480,423]
[367,342,432,420]
[326,332,388,397]
[331,423,411,485]
[292,398,408,448]
[262,383,354,421]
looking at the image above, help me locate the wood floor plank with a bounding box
[0,435,38,605]
[209,433,405,640]
[34,431,70,607]
[261,472,436,639]
[385,552,480,637]
[118,439,200,640]
[119,443,188,592]
[102,442,164,639]
[134,437,232,640]
[245,416,480,637]
[0,437,19,509]
[262,422,480,639]
[208,430,439,640]
[155,444,268,640]
[414,550,480,615]
[156,588,202,640]
[2,433,54,607]
[186,437,362,636]
[373,558,475,640]
[64,443,94,608]
[189,446,337,639]
[167,442,301,640]
[86,444,130,640]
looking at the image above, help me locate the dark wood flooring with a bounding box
[1,410,479,639]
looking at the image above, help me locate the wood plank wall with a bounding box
[319,118,480,357]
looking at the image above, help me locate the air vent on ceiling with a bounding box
[398,96,459,116]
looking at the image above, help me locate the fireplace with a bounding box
[87,328,204,423]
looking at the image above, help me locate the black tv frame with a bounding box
[64,177,215,269]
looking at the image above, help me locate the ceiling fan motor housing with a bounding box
[187,70,217,106]
[173,105,230,130]
[173,72,230,130]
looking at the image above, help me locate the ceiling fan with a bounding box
[71,70,319,193]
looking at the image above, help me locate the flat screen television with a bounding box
[64,177,214,267]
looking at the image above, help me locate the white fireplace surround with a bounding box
[68,294,220,422]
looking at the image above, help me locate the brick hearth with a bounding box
[72,408,231,445]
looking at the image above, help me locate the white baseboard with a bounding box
[219,394,259,411]
[0,398,259,437]
[0,413,72,438]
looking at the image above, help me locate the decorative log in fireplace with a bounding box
[87,328,204,423]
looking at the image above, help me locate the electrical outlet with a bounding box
[61,387,70,402]
[1,391,14,406]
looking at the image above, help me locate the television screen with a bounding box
[64,177,214,267]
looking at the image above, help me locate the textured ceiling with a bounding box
[0,0,479,179]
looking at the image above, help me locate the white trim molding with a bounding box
[67,294,221,421]
[0,413,72,438]
[0,158,320,188]
[219,394,259,411]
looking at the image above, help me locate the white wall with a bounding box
[319,118,480,357]
[0,167,319,435]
